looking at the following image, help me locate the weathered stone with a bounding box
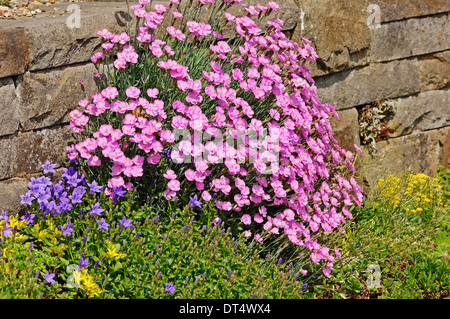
[370,13,450,63]
[329,107,361,152]
[16,63,98,131]
[314,58,421,109]
[292,0,371,77]
[0,178,29,214]
[359,126,450,189]
[0,125,74,180]
[0,28,29,78]
[2,2,138,72]
[386,88,450,137]
[418,51,450,92]
[439,127,450,170]
[0,78,19,136]
[372,0,450,23]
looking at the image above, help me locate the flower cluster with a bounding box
[69,0,364,276]
[17,161,126,235]
[377,173,443,213]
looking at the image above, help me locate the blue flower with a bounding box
[112,186,126,203]
[97,218,110,232]
[89,202,105,216]
[87,180,103,194]
[20,193,34,206]
[189,195,203,208]
[119,215,133,229]
[61,223,74,237]
[1,223,12,238]
[164,283,176,294]
[20,211,36,225]
[80,254,90,269]
[41,160,57,174]
[43,271,56,284]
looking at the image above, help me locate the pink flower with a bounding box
[187,21,212,37]
[241,214,251,225]
[154,4,169,14]
[268,1,280,11]
[168,179,180,191]
[243,230,252,238]
[172,11,183,19]
[254,234,263,243]
[201,191,211,201]
[108,176,125,189]
[353,143,363,154]
[254,214,263,223]
[147,153,161,164]
[114,58,127,70]
[101,87,119,100]
[126,86,141,99]
[147,88,159,98]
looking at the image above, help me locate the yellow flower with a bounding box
[104,240,125,260]
[80,268,102,297]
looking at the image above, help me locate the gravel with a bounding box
[0,0,105,18]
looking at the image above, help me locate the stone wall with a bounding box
[0,0,449,213]
[290,0,450,188]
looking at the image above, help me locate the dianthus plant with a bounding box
[68,0,364,277]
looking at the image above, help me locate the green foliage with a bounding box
[300,170,449,299]
[0,190,308,299]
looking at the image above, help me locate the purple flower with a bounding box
[69,186,86,204]
[43,271,56,284]
[0,210,8,221]
[2,223,12,238]
[89,202,105,216]
[41,160,57,174]
[20,193,34,206]
[164,283,176,294]
[112,186,126,203]
[97,218,110,231]
[87,180,103,194]
[119,215,133,229]
[189,195,203,208]
[80,254,90,268]
[62,223,74,237]
[20,211,36,225]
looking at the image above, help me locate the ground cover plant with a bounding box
[1,0,448,299]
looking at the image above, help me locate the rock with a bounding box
[15,62,98,131]
[0,125,74,180]
[418,51,450,92]
[292,0,371,77]
[17,2,136,71]
[386,88,450,137]
[314,58,421,109]
[27,1,43,11]
[329,107,361,152]
[0,78,19,137]
[359,126,450,189]
[0,178,29,215]
[372,0,450,22]
[0,28,29,78]
[370,13,450,63]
